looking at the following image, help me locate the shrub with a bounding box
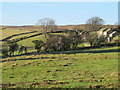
[3,41,19,56]
[64,30,83,49]
[87,32,107,47]
[44,36,63,52]
[2,47,9,56]
[60,36,72,51]
[32,40,45,52]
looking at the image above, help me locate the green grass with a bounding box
[2,46,119,88]
[18,35,45,47]
[17,32,64,47]
[1,28,31,39]
[1,27,119,88]
[9,32,39,40]
[112,36,119,42]
[48,33,64,35]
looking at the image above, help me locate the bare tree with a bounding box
[37,18,57,39]
[86,32,107,47]
[86,17,104,31]
[37,18,56,32]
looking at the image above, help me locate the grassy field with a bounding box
[9,32,39,40]
[18,35,45,47]
[1,27,119,88]
[2,46,119,88]
[18,33,65,47]
[1,29,31,40]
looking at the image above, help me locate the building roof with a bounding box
[104,28,112,33]
[109,31,117,37]
[110,31,117,35]
[99,28,107,32]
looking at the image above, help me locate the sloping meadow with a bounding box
[2,47,119,88]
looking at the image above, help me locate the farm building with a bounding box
[97,28,107,36]
[97,28,118,42]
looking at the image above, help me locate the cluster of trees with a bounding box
[31,31,108,53]
[2,41,27,56]
[86,17,104,31]
[32,17,107,53]
[32,31,82,52]
[86,32,107,47]
[2,16,116,56]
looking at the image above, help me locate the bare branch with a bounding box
[86,17,105,31]
[37,18,57,32]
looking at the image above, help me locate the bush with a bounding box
[2,47,9,56]
[97,36,107,46]
[114,39,120,46]
[64,30,83,49]
[44,36,63,52]
[60,36,72,51]
[43,35,73,52]
[32,40,45,52]
[87,32,107,47]
[4,41,19,56]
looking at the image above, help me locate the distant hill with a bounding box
[0,24,118,31]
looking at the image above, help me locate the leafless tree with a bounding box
[86,17,104,31]
[37,18,56,32]
[86,32,107,47]
[37,18,57,39]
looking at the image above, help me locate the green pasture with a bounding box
[1,28,31,39]
[112,36,119,42]
[18,35,45,47]
[9,32,39,40]
[2,46,119,88]
[17,32,64,47]
[1,27,119,88]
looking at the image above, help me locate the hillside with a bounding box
[1,24,118,31]
[1,24,119,89]
[2,46,119,88]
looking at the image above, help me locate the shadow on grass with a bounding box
[1,47,119,63]
[1,46,119,59]
[1,31,37,41]
[1,56,56,62]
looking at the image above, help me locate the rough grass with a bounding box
[18,35,45,47]
[17,33,64,47]
[1,27,119,88]
[112,36,119,42]
[9,32,39,40]
[1,28,31,39]
[2,46,119,88]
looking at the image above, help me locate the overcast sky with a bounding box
[1,1,118,26]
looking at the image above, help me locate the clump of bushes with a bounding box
[1,41,19,56]
[32,31,83,52]
[32,40,45,52]
[86,32,107,47]
[2,47,9,56]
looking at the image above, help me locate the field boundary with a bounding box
[1,31,38,41]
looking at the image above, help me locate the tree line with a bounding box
[1,29,108,56]
[1,17,119,56]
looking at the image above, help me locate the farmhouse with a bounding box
[97,28,107,35]
[97,28,112,36]
[103,28,113,36]
[107,31,118,42]
[80,31,89,41]
[97,28,118,42]
[109,31,117,37]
